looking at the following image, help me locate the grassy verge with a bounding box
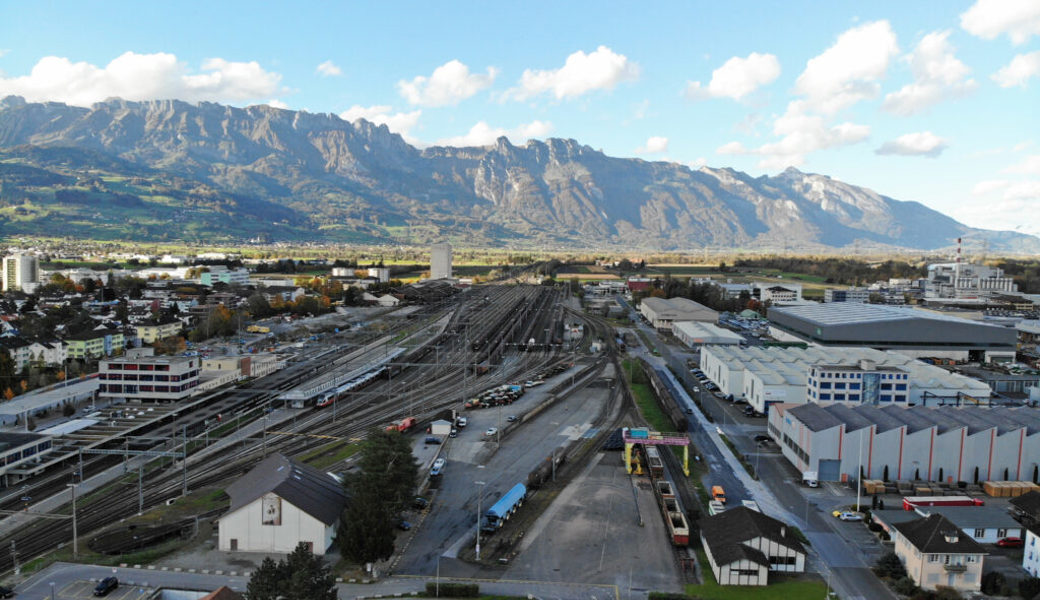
[635,329,659,355]
[298,440,362,470]
[718,434,758,480]
[684,549,828,599]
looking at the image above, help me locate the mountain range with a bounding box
[0,95,1035,253]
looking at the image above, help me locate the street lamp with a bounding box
[474,480,486,561]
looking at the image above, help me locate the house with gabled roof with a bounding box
[218,453,348,555]
[699,506,806,586]
[891,513,986,592]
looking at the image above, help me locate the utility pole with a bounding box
[138,464,144,514]
[68,483,78,558]
[182,424,188,496]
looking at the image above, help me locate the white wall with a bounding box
[218,495,332,555]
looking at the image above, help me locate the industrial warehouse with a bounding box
[699,345,992,414]
[767,303,1017,362]
[638,297,718,330]
[767,402,1040,484]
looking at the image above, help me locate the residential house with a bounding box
[699,506,806,586]
[64,329,125,359]
[136,319,183,344]
[891,514,986,592]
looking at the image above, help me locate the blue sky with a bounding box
[1,0,1038,235]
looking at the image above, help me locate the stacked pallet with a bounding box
[863,480,886,495]
[983,481,1040,497]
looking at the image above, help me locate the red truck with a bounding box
[385,417,417,433]
[902,496,985,511]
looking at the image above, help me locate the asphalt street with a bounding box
[394,361,613,577]
[620,304,897,600]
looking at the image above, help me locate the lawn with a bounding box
[684,549,830,599]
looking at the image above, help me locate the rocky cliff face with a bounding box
[0,96,1035,251]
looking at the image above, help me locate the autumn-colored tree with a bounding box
[20,380,28,393]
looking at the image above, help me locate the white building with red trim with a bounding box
[768,402,1040,484]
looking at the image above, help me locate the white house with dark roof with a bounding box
[218,453,348,555]
[891,513,986,592]
[699,506,805,586]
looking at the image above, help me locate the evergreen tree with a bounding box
[245,557,282,600]
[336,428,418,564]
[282,543,337,600]
[244,547,336,600]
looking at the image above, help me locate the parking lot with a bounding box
[50,580,152,600]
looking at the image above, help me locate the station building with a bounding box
[767,402,1040,484]
[699,345,991,415]
[767,303,1017,362]
[639,297,718,330]
[0,432,53,487]
[97,355,200,402]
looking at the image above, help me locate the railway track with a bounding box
[0,284,568,575]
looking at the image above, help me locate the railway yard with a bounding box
[1,283,709,598]
[0,282,886,599]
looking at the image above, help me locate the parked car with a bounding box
[424,436,441,445]
[753,434,770,443]
[0,585,13,599]
[485,427,499,437]
[94,577,118,596]
[396,519,413,531]
[834,511,863,521]
[997,537,1024,548]
[431,458,445,476]
[506,415,518,422]
[413,496,430,510]
[449,428,458,438]
[456,417,468,428]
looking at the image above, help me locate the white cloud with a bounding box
[795,20,899,114]
[397,60,497,107]
[316,60,342,77]
[0,52,283,107]
[882,31,976,116]
[716,102,870,169]
[685,52,781,101]
[960,0,1040,45]
[1003,154,1040,175]
[266,99,289,109]
[716,141,747,155]
[635,136,669,154]
[435,120,552,147]
[0,49,9,58]
[875,131,949,157]
[954,181,1040,235]
[505,46,639,101]
[339,104,422,144]
[992,51,1040,88]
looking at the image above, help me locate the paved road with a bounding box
[394,361,611,576]
[620,304,896,600]
[17,561,622,600]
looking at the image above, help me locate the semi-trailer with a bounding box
[902,496,985,510]
[481,483,527,533]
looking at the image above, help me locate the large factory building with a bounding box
[699,345,991,415]
[767,303,1016,362]
[768,402,1040,484]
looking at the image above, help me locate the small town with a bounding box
[3,1,1040,598]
